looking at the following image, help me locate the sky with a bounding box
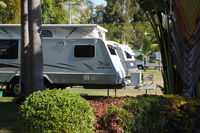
[91,0,106,6]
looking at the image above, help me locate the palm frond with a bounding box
[170,0,200,97]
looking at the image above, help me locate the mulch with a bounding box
[83,96,134,133]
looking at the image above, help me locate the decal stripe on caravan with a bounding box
[0,63,20,68]
[57,63,76,68]
[44,64,79,71]
[83,63,95,71]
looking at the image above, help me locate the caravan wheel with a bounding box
[137,65,144,70]
[10,78,51,97]
[10,79,21,97]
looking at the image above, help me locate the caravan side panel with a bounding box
[42,38,122,86]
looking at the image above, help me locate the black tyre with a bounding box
[10,78,51,97]
[10,78,20,97]
[137,65,144,70]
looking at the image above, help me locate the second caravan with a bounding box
[106,41,137,78]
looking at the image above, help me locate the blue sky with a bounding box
[91,0,106,6]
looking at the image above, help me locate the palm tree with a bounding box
[28,0,44,94]
[137,0,175,94]
[168,0,200,98]
[20,0,44,99]
[20,0,30,99]
[137,0,200,98]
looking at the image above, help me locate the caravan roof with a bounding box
[0,24,107,40]
[0,24,107,32]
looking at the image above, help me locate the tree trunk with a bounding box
[196,79,200,98]
[20,0,30,99]
[28,0,44,94]
[144,57,147,71]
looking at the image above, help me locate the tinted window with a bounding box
[0,40,18,59]
[74,45,95,57]
[41,30,53,37]
[108,46,117,55]
[125,51,132,59]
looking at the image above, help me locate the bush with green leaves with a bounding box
[103,95,200,133]
[18,89,95,133]
[123,95,170,133]
[103,105,134,133]
[103,95,170,133]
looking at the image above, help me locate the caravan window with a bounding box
[98,32,103,38]
[74,45,95,57]
[0,40,18,59]
[41,30,53,37]
[125,51,132,59]
[149,54,156,60]
[108,46,117,55]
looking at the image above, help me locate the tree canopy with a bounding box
[0,0,94,24]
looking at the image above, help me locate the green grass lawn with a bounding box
[66,70,164,97]
[0,97,19,133]
[65,87,163,97]
[143,69,163,87]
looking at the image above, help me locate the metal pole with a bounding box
[69,3,71,24]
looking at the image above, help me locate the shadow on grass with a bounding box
[0,100,19,132]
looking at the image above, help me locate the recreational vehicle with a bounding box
[0,24,126,96]
[133,51,162,69]
[106,41,137,77]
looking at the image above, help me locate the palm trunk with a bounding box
[20,0,30,99]
[28,0,44,93]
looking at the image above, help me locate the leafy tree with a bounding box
[89,4,105,24]
[137,0,175,94]
[103,0,124,24]
[103,0,149,44]
[0,0,94,24]
[138,33,159,71]
[103,0,140,24]
[42,0,67,24]
[59,0,94,24]
[100,23,123,43]
[0,0,21,23]
[0,1,6,8]
[79,1,94,24]
[131,21,156,47]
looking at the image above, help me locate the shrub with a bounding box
[123,95,170,133]
[18,89,95,133]
[103,95,171,133]
[165,95,200,133]
[103,95,200,133]
[103,105,134,133]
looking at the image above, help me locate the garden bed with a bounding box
[86,96,134,133]
[1,94,200,133]
[86,95,200,133]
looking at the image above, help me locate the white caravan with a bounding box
[0,24,126,96]
[106,41,137,78]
